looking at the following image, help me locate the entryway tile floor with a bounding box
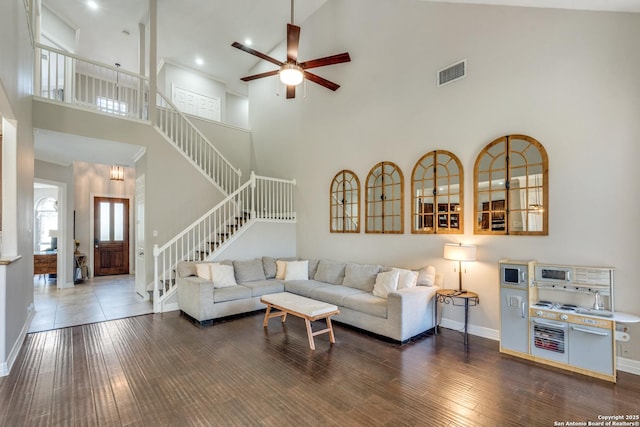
[29,274,153,333]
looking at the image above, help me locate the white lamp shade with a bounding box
[279,63,304,86]
[48,230,59,238]
[443,243,476,262]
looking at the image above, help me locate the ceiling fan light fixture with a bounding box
[279,63,304,86]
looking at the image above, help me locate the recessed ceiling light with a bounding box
[87,0,98,10]
[244,39,253,46]
[195,57,204,66]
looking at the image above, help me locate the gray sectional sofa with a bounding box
[176,257,440,342]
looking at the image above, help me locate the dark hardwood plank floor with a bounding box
[1,312,638,426]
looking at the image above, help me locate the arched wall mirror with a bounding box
[330,170,360,233]
[365,161,404,234]
[411,150,463,234]
[474,134,548,235]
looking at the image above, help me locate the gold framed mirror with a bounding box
[365,161,404,234]
[411,150,463,234]
[330,170,360,233]
[474,134,548,235]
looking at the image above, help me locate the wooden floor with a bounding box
[1,312,638,426]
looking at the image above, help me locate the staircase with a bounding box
[152,172,296,311]
[33,42,297,313]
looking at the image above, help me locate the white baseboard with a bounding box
[617,356,640,376]
[0,303,36,377]
[439,318,500,341]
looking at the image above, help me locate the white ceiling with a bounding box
[34,129,145,167]
[35,0,640,168]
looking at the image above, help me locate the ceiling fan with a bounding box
[231,0,351,99]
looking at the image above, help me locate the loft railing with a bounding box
[34,43,148,120]
[152,173,296,312]
[155,92,241,195]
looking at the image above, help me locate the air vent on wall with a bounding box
[438,59,467,87]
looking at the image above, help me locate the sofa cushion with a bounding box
[393,268,418,290]
[343,293,388,319]
[417,265,436,286]
[342,263,380,292]
[212,285,252,303]
[177,261,198,278]
[372,270,399,299]
[314,260,347,285]
[284,280,332,298]
[210,264,237,288]
[284,260,309,280]
[233,259,266,282]
[309,285,365,306]
[240,279,284,297]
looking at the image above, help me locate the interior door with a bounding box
[94,197,129,276]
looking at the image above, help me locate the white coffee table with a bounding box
[260,292,340,350]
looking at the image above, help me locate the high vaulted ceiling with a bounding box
[42,0,640,98]
[35,0,640,167]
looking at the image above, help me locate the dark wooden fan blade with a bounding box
[240,70,279,82]
[232,42,283,67]
[303,71,340,91]
[299,52,351,70]
[287,24,300,62]
[286,85,296,99]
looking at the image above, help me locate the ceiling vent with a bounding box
[438,59,467,87]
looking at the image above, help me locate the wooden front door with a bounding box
[94,197,129,276]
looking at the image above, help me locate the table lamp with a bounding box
[443,243,476,293]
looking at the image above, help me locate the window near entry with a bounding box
[330,170,360,233]
[365,161,404,234]
[35,197,58,252]
[474,134,548,235]
[412,150,463,234]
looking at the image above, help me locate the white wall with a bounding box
[73,161,135,277]
[158,61,250,129]
[249,0,640,361]
[0,0,35,374]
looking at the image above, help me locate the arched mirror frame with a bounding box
[365,161,404,234]
[329,169,361,233]
[474,134,548,235]
[411,150,464,234]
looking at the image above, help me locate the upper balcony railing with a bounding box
[34,43,149,121]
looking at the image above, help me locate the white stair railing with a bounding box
[152,173,296,312]
[34,43,148,120]
[156,92,242,195]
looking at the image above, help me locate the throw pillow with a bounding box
[393,268,418,290]
[262,257,277,279]
[342,264,381,292]
[314,260,347,285]
[307,259,320,278]
[210,263,237,288]
[275,260,287,280]
[284,260,309,280]
[372,269,400,299]
[195,263,213,281]
[417,265,436,286]
[233,259,266,282]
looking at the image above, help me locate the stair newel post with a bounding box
[250,171,256,220]
[153,244,160,313]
